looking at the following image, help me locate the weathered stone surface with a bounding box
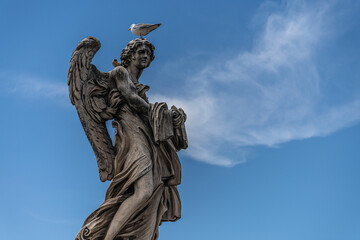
[68,36,187,240]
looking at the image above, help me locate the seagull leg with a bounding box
[140,35,143,40]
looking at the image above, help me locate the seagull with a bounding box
[128,23,162,39]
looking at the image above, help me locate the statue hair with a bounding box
[120,39,155,68]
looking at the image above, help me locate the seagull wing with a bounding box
[134,23,161,34]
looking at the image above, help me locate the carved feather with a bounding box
[68,36,121,182]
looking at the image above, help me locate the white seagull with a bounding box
[128,23,162,39]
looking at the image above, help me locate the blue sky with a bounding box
[1,0,360,239]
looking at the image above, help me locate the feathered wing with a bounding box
[68,36,122,182]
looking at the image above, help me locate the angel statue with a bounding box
[68,36,188,240]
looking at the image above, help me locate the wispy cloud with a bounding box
[152,0,360,166]
[3,1,359,167]
[0,71,68,104]
[10,77,68,99]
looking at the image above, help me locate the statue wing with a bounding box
[68,36,122,182]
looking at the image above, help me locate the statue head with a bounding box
[120,39,155,69]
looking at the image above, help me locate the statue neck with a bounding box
[127,65,143,84]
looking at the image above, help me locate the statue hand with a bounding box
[171,106,185,128]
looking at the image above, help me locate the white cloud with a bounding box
[0,71,69,106]
[152,0,360,166]
[10,77,68,99]
[3,1,359,167]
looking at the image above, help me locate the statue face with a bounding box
[131,45,152,69]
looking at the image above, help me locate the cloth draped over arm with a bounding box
[149,102,188,151]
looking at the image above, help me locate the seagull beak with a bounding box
[127,28,131,31]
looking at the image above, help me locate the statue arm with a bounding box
[110,66,149,115]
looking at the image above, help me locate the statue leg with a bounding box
[104,170,154,240]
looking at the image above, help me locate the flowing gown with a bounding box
[75,81,187,240]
